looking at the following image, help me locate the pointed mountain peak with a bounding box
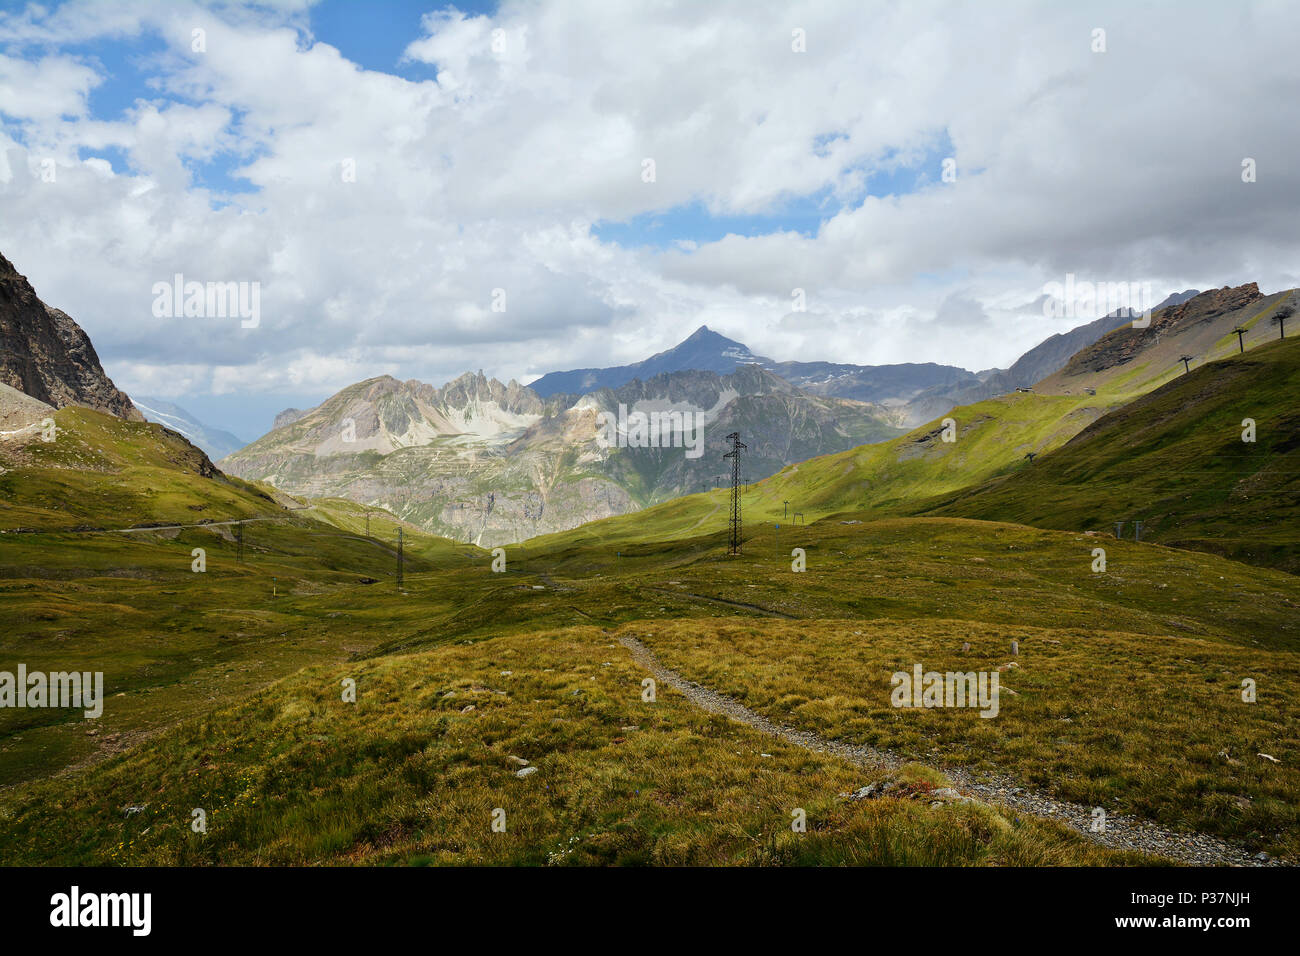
[683,324,718,340]
[677,324,743,347]
[529,324,772,397]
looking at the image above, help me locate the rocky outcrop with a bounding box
[411,370,549,418]
[900,294,1200,424]
[0,252,141,421]
[273,407,309,430]
[0,380,54,433]
[1062,284,1264,376]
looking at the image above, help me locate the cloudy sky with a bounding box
[2,0,1298,438]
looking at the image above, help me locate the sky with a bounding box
[2,0,1299,439]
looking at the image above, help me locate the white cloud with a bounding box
[0,53,100,121]
[0,0,1298,432]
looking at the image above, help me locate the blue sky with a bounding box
[594,132,956,249]
[13,1,474,193]
[310,0,496,73]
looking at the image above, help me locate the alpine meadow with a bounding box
[0,0,1296,940]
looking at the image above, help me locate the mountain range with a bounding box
[133,396,247,461]
[526,282,1297,576]
[527,311,1206,428]
[0,246,1257,549]
[528,325,772,396]
[215,303,1192,544]
[530,325,982,418]
[218,363,903,545]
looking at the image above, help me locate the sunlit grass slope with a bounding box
[525,308,1300,576]
[631,616,1299,858]
[0,406,279,530]
[0,625,1150,866]
[2,308,1297,867]
[921,336,1300,572]
[6,509,1295,861]
[522,352,1160,555]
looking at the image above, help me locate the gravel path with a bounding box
[619,635,1284,867]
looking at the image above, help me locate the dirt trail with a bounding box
[619,635,1281,867]
[682,500,722,534]
[644,586,796,619]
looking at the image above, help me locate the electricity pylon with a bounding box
[724,432,746,555]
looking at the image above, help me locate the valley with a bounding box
[5,0,1300,936]
[1,250,1297,870]
[2,495,1296,864]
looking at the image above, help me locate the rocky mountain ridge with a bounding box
[220,363,902,545]
[0,252,140,423]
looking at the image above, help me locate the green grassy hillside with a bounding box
[922,336,1300,572]
[522,387,1136,556]
[3,513,1297,862]
[524,290,1300,573]
[0,624,1147,867]
[0,414,484,785]
[0,406,279,530]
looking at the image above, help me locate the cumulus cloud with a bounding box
[0,0,1298,435]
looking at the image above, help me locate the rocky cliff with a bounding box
[0,252,141,421]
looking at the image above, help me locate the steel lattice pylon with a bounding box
[723,431,746,555]
[397,527,404,588]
